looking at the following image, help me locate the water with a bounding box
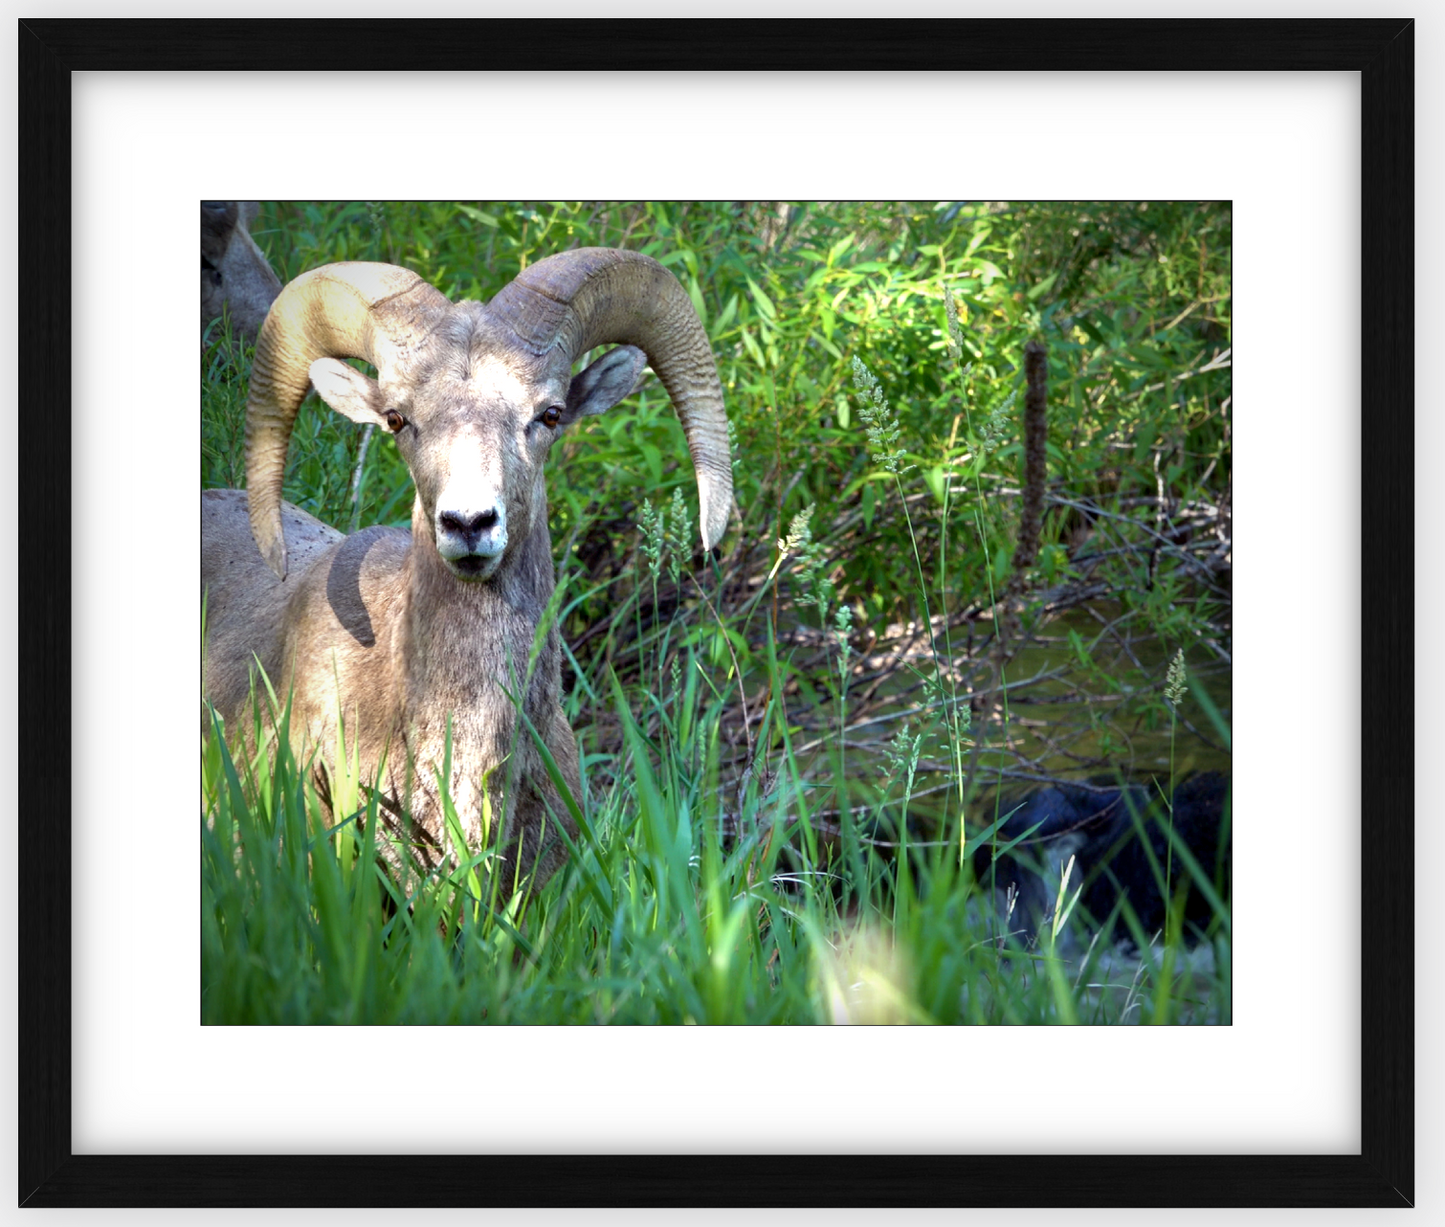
[997,604,1231,782]
[780,600,1231,833]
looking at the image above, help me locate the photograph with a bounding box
[201,200,1233,1026]
[24,14,1414,1209]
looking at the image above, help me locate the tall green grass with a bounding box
[202,655,1230,1025]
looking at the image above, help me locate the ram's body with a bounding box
[203,489,577,880]
[201,201,282,347]
[202,249,731,891]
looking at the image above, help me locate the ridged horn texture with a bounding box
[244,263,451,578]
[488,248,733,551]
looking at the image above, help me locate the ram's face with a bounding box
[393,349,565,581]
[309,319,647,583]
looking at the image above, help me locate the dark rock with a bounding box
[975,772,1230,944]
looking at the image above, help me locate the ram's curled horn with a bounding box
[244,263,451,579]
[489,247,733,552]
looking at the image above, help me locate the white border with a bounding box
[66,68,1361,1158]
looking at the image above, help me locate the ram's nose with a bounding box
[439,506,500,543]
[435,503,508,579]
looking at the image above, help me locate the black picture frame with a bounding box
[18,18,1413,1209]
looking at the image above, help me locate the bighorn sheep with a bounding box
[202,248,731,892]
[202,201,282,347]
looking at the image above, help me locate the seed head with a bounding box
[851,356,913,476]
[977,388,1017,457]
[778,504,834,622]
[944,287,965,362]
[665,488,694,587]
[884,721,924,797]
[834,603,854,686]
[637,498,664,580]
[1164,648,1188,706]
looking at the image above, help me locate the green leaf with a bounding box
[713,293,739,336]
[739,326,765,368]
[1026,272,1059,300]
[746,277,777,322]
[686,275,707,328]
[454,205,499,228]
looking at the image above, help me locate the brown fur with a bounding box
[203,250,731,899]
[203,487,580,888]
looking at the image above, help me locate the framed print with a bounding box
[19,18,1412,1209]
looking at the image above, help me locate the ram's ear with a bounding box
[565,345,648,422]
[310,358,387,427]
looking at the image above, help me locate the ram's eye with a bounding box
[541,406,563,429]
[384,410,406,433]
